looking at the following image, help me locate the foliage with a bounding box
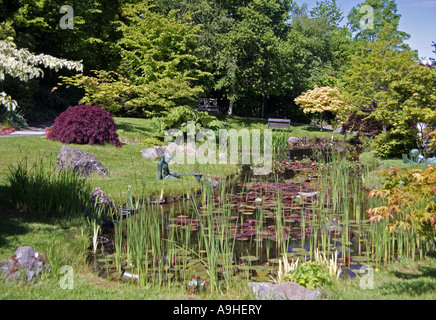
[7,157,92,218]
[0,91,28,128]
[59,70,139,115]
[429,131,436,152]
[139,137,166,148]
[0,37,83,119]
[0,91,18,111]
[284,261,333,290]
[115,4,209,116]
[47,105,121,147]
[310,0,343,27]
[347,0,410,42]
[372,132,416,158]
[294,86,351,129]
[214,0,294,116]
[341,110,382,136]
[343,24,416,115]
[368,165,436,242]
[376,64,436,154]
[0,109,28,129]
[0,39,83,82]
[153,106,223,136]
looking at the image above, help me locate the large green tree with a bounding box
[113,3,210,116]
[347,0,409,42]
[0,0,123,117]
[214,0,294,116]
[343,24,416,118]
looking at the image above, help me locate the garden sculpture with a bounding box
[402,149,436,164]
[157,152,181,180]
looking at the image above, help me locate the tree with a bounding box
[347,0,409,42]
[0,0,123,117]
[310,0,343,27]
[294,85,351,131]
[377,64,436,155]
[0,38,83,125]
[288,3,352,94]
[114,4,210,116]
[214,0,294,116]
[343,24,416,120]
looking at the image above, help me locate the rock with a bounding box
[298,191,318,198]
[333,126,343,134]
[140,146,167,160]
[248,282,322,300]
[56,145,108,177]
[287,137,300,144]
[0,246,49,283]
[141,143,202,160]
[91,187,115,211]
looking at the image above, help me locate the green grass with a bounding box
[324,255,436,300]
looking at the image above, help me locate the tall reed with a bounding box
[7,156,91,218]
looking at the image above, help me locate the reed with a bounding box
[7,156,91,218]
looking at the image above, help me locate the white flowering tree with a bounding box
[0,38,83,116]
[294,85,351,131]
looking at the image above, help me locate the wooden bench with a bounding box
[1,126,14,135]
[198,98,219,114]
[268,118,291,131]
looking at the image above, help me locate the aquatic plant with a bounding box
[7,156,91,218]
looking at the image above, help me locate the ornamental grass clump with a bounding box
[48,105,122,147]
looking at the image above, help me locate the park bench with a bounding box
[268,118,291,132]
[1,126,14,135]
[198,98,219,114]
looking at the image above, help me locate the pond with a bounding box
[90,142,428,290]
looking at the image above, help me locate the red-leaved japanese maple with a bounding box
[48,105,121,147]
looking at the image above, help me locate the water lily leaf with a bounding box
[240,255,259,262]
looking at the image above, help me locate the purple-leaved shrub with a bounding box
[48,105,122,147]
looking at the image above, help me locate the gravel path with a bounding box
[0,122,53,138]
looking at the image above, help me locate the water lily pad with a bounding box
[240,255,260,262]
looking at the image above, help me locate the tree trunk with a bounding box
[320,113,323,132]
[228,100,234,116]
[261,95,265,118]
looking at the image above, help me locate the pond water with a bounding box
[90,143,418,288]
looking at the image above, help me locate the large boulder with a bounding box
[56,145,108,177]
[248,281,322,300]
[0,246,50,283]
[140,146,167,160]
[140,143,202,160]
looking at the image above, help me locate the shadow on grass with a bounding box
[116,122,153,137]
[0,185,31,250]
[378,260,436,297]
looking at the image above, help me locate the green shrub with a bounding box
[284,261,332,290]
[0,109,28,128]
[373,132,416,158]
[153,106,224,136]
[139,137,166,147]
